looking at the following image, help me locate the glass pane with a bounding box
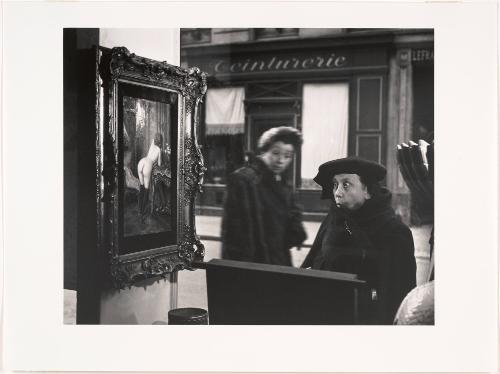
[301,83,349,188]
[204,134,244,184]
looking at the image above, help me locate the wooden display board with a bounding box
[203,259,370,325]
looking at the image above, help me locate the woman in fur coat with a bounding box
[301,157,416,323]
[221,126,307,266]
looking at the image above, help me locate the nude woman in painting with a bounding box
[137,132,163,222]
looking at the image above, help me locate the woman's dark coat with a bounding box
[221,157,307,266]
[301,188,416,324]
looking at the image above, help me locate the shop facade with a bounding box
[181,28,434,223]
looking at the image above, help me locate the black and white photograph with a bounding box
[64,27,435,325]
[2,2,499,373]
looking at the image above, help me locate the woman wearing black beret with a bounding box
[302,157,416,324]
[221,126,307,266]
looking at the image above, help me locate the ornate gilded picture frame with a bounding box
[96,47,207,288]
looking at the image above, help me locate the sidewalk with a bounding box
[196,215,321,247]
[195,214,431,260]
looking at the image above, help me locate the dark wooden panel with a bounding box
[357,77,382,131]
[64,29,100,293]
[64,29,80,291]
[64,28,101,323]
[205,259,369,325]
[356,134,381,163]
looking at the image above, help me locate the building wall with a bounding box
[182,29,434,224]
[182,28,358,46]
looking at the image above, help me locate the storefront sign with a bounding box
[412,49,434,62]
[212,53,349,74]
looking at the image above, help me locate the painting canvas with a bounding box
[122,96,175,236]
[117,82,179,254]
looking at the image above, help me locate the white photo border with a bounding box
[2,1,498,372]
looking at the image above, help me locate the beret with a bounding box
[313,157,387,199]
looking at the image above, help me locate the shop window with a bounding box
[180,28,211,45]
[212,28,252,44]
[255,28,299,39]
[345,28,392,33]
[204,135,244,185]
[413,65,434,143]
[301,83,349,189]
[204,87,246,184]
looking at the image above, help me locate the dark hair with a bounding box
[154,132,163,146]
[258,126,303,153]
[359,175,382,198]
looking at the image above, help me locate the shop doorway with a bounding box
[413,65,434,143]
[411,62,434,224]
